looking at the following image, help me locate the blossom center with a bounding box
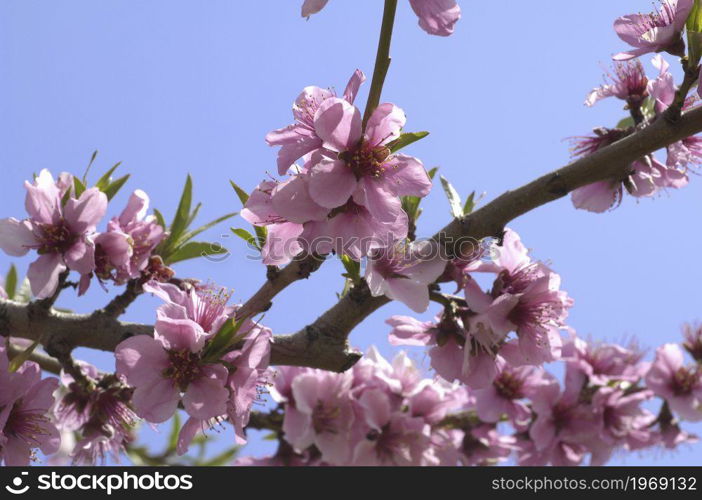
[671,366,701,396]
[163,350,203,391]
[35,220,76,254]
[4,403,52,446]
[493,370,524,399]
[311,400,341,434]
[339,143,391,179]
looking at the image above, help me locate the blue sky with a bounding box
[1,1,700,465]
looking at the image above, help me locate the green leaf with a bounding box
[202,317,247,362]
[253,226,267,249]
[82,150,99,185]
[73,177,87,198]
[4,265,18,300]
[8,341,40,372]
[386,131,429,153]
[153,208,166,229]
[95,161,122,191]
[167,412,181,453]
[231,228,259,249]
[439,175,463,218]
[230,180,249,206]
[103,174,130,201]
[339,254,361,281]
[463,191,477,215]
[427,166,439,180]
[178,212,238,246]
[185,202,202,232]
[165,241,228,265]
[616,116,634,129]
[169,175,193,244]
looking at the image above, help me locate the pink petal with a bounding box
[356,177,402,223]
[409,0,461,37]
[384,277,430,313]
[313,97,362,152]
[119,190,149,225]
[154,318,206,352]
[383,154,432,197]
[132,377,180,423]
[64,188,107,234]
[342,69,366,104]
[364,103,405,147]
[271,176,329,223]
[27,253,66,299]
[308,158,357,208]
[0,218,35,256]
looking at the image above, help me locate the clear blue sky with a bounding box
[1,1,700,465]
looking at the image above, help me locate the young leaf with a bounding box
[95,161,122,191]
[166,412,181,453]
[4,264,18,300]
[339,254,361,281]
[439,175,463,218]
[82,150,99,185]
[73,177,87,198]
[179,212,238,246]
[202,317,246,362]
[230,180,249,206]
[231,228,259,249]
[153,208,167,229]
[169,175,193,243]
[386,131,429,153]
[8,340,40,372]
[103,174,131,201]
[165,241,228,265]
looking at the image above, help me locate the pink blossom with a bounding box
[563,334,649,386]
[351,388,432,466]
[266,70,365,175]
[281,370,355,464]
[613,0,693,61]
[474,356,557,430]
[683,323,702,362]
[589,388,657,465]
[0,169,107,298]
[457,425,516,466]
[306,101,431,223]
[366,241,446,313]
[585,59,648,107]
[54,363,136,464]
[526,377,598,466]
[94,190,165,286]
[0,346,60,465]
[645,344,702,421]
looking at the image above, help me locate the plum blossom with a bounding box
[613,0,693,61]
[588,387,657,465]
[365,240,446,313]
[465,229,572,364]
[0,169,107,298]
[562,334,649,386]
[585,59,649,107]
[54,363,136,464]
[306,101,431,223]
[280,369,355,464]
[94,190,165,286]
[645,344,702,421]
[266,70,365,175]
[0,346,60,465]
[352,388,433,466]
[301,0,461,37]
[473,349,558,430]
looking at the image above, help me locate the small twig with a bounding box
[100,278,143,318]
[362,0,399,128]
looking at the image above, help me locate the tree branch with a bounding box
[3,105,702,370]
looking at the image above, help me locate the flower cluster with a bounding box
[115,280,272,454]
[243,70,433,267]
[572,55,697,213]
[388,229,573,388]
[0,169,166,299]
